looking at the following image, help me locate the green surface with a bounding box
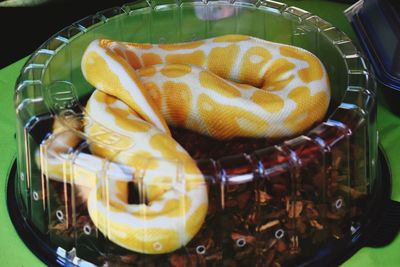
[0,57,43,267]
[344,96,400,267]
[0,1,399,266]
[376,98,400,203]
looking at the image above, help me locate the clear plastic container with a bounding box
[13,0,377,266]
[345,0,400,115]
[345,0,400,89]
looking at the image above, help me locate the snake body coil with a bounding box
[45,35,330,254]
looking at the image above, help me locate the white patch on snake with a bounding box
[277,70,293,82]
[96,82,105,90]
[235,116,258,131]
[88,57,95,65]
[294,112,308,124]
[202,102,213,112]
[230,43,247,81]
[127,113,139,121]
[250,54,264,64]
[110,227,129,239]
[307,76,330,98]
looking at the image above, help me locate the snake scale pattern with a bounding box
[44,34,330,254]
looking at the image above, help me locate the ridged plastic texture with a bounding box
[345,0,400,90]
[14,0,377,266]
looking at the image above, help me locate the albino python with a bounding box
[43,34,330,255]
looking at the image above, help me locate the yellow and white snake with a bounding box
[43,34,330,255]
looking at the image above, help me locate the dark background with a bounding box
[0,0,130,68]
[0,0,365,69]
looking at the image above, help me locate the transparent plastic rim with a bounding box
[13,1,378,265]
[14,0,377,185]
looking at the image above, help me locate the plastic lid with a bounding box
[345,0,400,90]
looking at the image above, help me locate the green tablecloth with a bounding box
[0,1,399,266]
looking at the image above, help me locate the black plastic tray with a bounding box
[7,149,400,267]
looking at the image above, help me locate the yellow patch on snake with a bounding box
[165,51,206,67]
[126,150,159,170]
[87,123,134,152]
[149,134,198,174]
[94,90,117,105]
[284,86,328,133]
[232,82,254,90]
[163,81,192,127]
[250,90,284,113]
[113,47,126,59]
[199,71,241,98]
[185,175,206,191]
[107,201,129,214]
[239,46,272,87]
[213,34,250,42]
[198,94,269,139]
[99,185,128,213]
[138,66,157,77]
[159,40,205,50]
[114,180,129,203]
[263,58,295,91]
[162,195,191,218]
[106,105,151,133]
[160,64,192,78]
[208,44,240,79]
[99,39,113,48]
[71,162,97,188]
[125,50,142,69]
[142,53,163,67]
[149,133,186,160]
[185,203,207,237]
[143,82,163,108]
[144,176,173,201]
[280,46,323,83]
